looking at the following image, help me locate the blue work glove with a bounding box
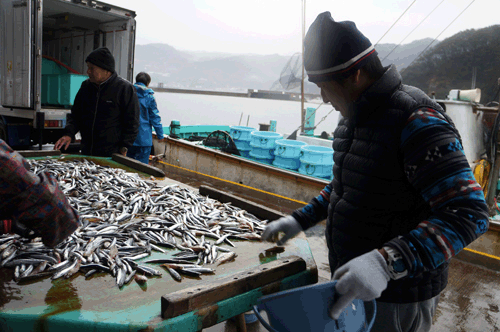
[329,249,390,320]
[261,216,302,245]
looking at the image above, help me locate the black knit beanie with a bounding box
[304,12,377,83]
[85,47,115,73]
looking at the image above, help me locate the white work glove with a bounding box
[261,216,302,245]
[329,249,390,320]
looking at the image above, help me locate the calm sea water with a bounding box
[154,92,340,136]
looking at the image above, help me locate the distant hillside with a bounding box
[133,39,432,94]
[401,25,500,104]
[376,38,435,69]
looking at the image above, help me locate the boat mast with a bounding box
[300,0,306,134]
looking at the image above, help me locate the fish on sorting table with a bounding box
[0,158,266,288]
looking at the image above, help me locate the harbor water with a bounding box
[154,92,340,138]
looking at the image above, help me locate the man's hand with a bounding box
[11,221,38,239]
[261,215,302,245]
[54,136,71,151]
[329,249,390,319]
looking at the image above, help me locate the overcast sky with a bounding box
[105,0,496,55]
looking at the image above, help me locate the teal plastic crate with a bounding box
[41,74,88,107]
[41,58,68,75]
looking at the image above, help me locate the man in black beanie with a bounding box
[262,11,488,331]
[55,47,140,157]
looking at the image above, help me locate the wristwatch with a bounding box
[383,246,408,280]
[120,147,128,154]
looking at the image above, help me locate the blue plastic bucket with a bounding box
[230,126,255,154]
[250,146,274,159]
[298,163,333,179]
[272,140,307,170]
[253,281,376,332]
[239,150,251,158]
[250,131,283,150]
[249,156,274,165]
[273,156,301,170]
[249,131,282,164]
[299,145,334,164]
[298,145,334,178]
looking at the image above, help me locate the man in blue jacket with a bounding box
[262,12,489,331]
[127,72,165,164]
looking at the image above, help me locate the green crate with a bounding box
[41,58,68,75]
[41,74,88,107]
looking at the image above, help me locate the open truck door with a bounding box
[0,0,136,149]
[1,0,42,112]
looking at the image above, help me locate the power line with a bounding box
[401,0,477,74]
[381,0,446,63]
[375,0,418,47]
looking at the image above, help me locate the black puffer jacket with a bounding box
[326,65,454,302]
[293,65,483,303]
[65,73,140,157]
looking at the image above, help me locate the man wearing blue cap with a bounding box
[262,12,489,331]
[55,47,140,157]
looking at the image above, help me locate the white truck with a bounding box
[0,0,136,150]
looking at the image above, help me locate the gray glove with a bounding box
[261,215,302,245]
[329,249,390,320]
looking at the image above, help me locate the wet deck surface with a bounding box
[160,163,500,332]
[205,231,500,332]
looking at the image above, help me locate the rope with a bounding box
[312,108,336,130]
[291,103,324,134]
[375,0,418,47]
[42,55,81,75]
[381,0,446,63]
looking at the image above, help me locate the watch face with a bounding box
[393,260,406,273]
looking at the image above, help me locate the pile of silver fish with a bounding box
[0,158,266,287]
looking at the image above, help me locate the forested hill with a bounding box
[401,25,500,104]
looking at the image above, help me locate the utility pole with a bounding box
[300,0,306,135]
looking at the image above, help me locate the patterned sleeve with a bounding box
[385,108,489,277]
[292,183,332,230]
[0,140,80,247]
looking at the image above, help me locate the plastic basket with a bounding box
[273,156,301,170]
[252,281,376,332]
[274,140,307,158]
[298,162,333,179]
[299,145,334,165]
[230,126,255,141]
[249,146,274,159]
[250,131,283,149]
[249,156,274,165]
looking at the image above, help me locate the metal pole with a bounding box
[36,111,44,151]
[239,112,243,126]
[246,115,250,126]
[300,0,306,135]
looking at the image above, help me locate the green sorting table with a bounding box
[0,155,318,332]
